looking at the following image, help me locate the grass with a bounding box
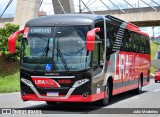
[150,42,160,74]
[151,42,159,59]
[150,66,156,74]
[0,56,20,93]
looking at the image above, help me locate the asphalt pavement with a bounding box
[0,78,160,117]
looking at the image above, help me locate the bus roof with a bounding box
[25,14,148,37]
[25,14,103,27]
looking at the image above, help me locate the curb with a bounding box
[150,73,155,77]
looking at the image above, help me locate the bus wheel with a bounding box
[98,82,110,106]
[134,78,142,94]
[155,80,157,83]
[46,101,57,105]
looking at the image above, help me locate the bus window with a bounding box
[106,22,119,55]
[93,41,99,67]
[22,39,30,57]
[146,37,150,54]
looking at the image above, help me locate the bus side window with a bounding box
[106,22,119,55]
[122,30,128,51]
[23,39,30,56]
[93,41,99,67]
[135,33,139,53]
[146,37,150,54]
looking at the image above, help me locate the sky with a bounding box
[0,0,17,17]
[0,0,160,37]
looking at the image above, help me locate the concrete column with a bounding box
[13,0,41,29]
[52,0,75,14]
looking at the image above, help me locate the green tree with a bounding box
[0,23,21,60]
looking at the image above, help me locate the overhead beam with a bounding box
[52,0,75,14]
[131,20,160,27]
[84,6,160,27]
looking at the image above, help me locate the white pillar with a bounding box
[14,0,41,29]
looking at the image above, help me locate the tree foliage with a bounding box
[0,23,22,60]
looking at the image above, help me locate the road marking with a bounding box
[25,101,45,105]
[134,96,139,99]
[154,89,160,92]
[25,101,38,105]
[0,92,19,96]
[150,73,155,77]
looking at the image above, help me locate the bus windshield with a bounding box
[21,26,92,71]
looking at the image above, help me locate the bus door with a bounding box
[92,20,105,94]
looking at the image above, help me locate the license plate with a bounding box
[47,92,59,97]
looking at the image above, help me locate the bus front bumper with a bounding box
[21,92,105,102]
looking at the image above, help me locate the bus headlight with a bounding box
[72,79,89,88]
[21,78,34,87]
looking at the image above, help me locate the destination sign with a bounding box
[30,27,51,34]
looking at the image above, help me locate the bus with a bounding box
[8,14,150,106]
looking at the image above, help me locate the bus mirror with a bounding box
[86,28,100,51]
[8,30,24,54]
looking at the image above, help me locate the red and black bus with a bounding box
[8,14,150,106]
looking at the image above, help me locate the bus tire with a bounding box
[98,82,110,106]
[46,101,57,105]
[155,80,157,83]
[134,77,142,94]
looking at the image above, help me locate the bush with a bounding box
[0,23,22,60]
[153,42,160,45]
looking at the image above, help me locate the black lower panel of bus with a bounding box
[20,68,92,96]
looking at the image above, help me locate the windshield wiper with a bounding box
[34,38,50,72]
[45,38,50,59]
[56,36,70,72]
[57,47,69,72]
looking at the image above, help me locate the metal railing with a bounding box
[81,1,160,12]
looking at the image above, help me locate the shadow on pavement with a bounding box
[108,90,147,106]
